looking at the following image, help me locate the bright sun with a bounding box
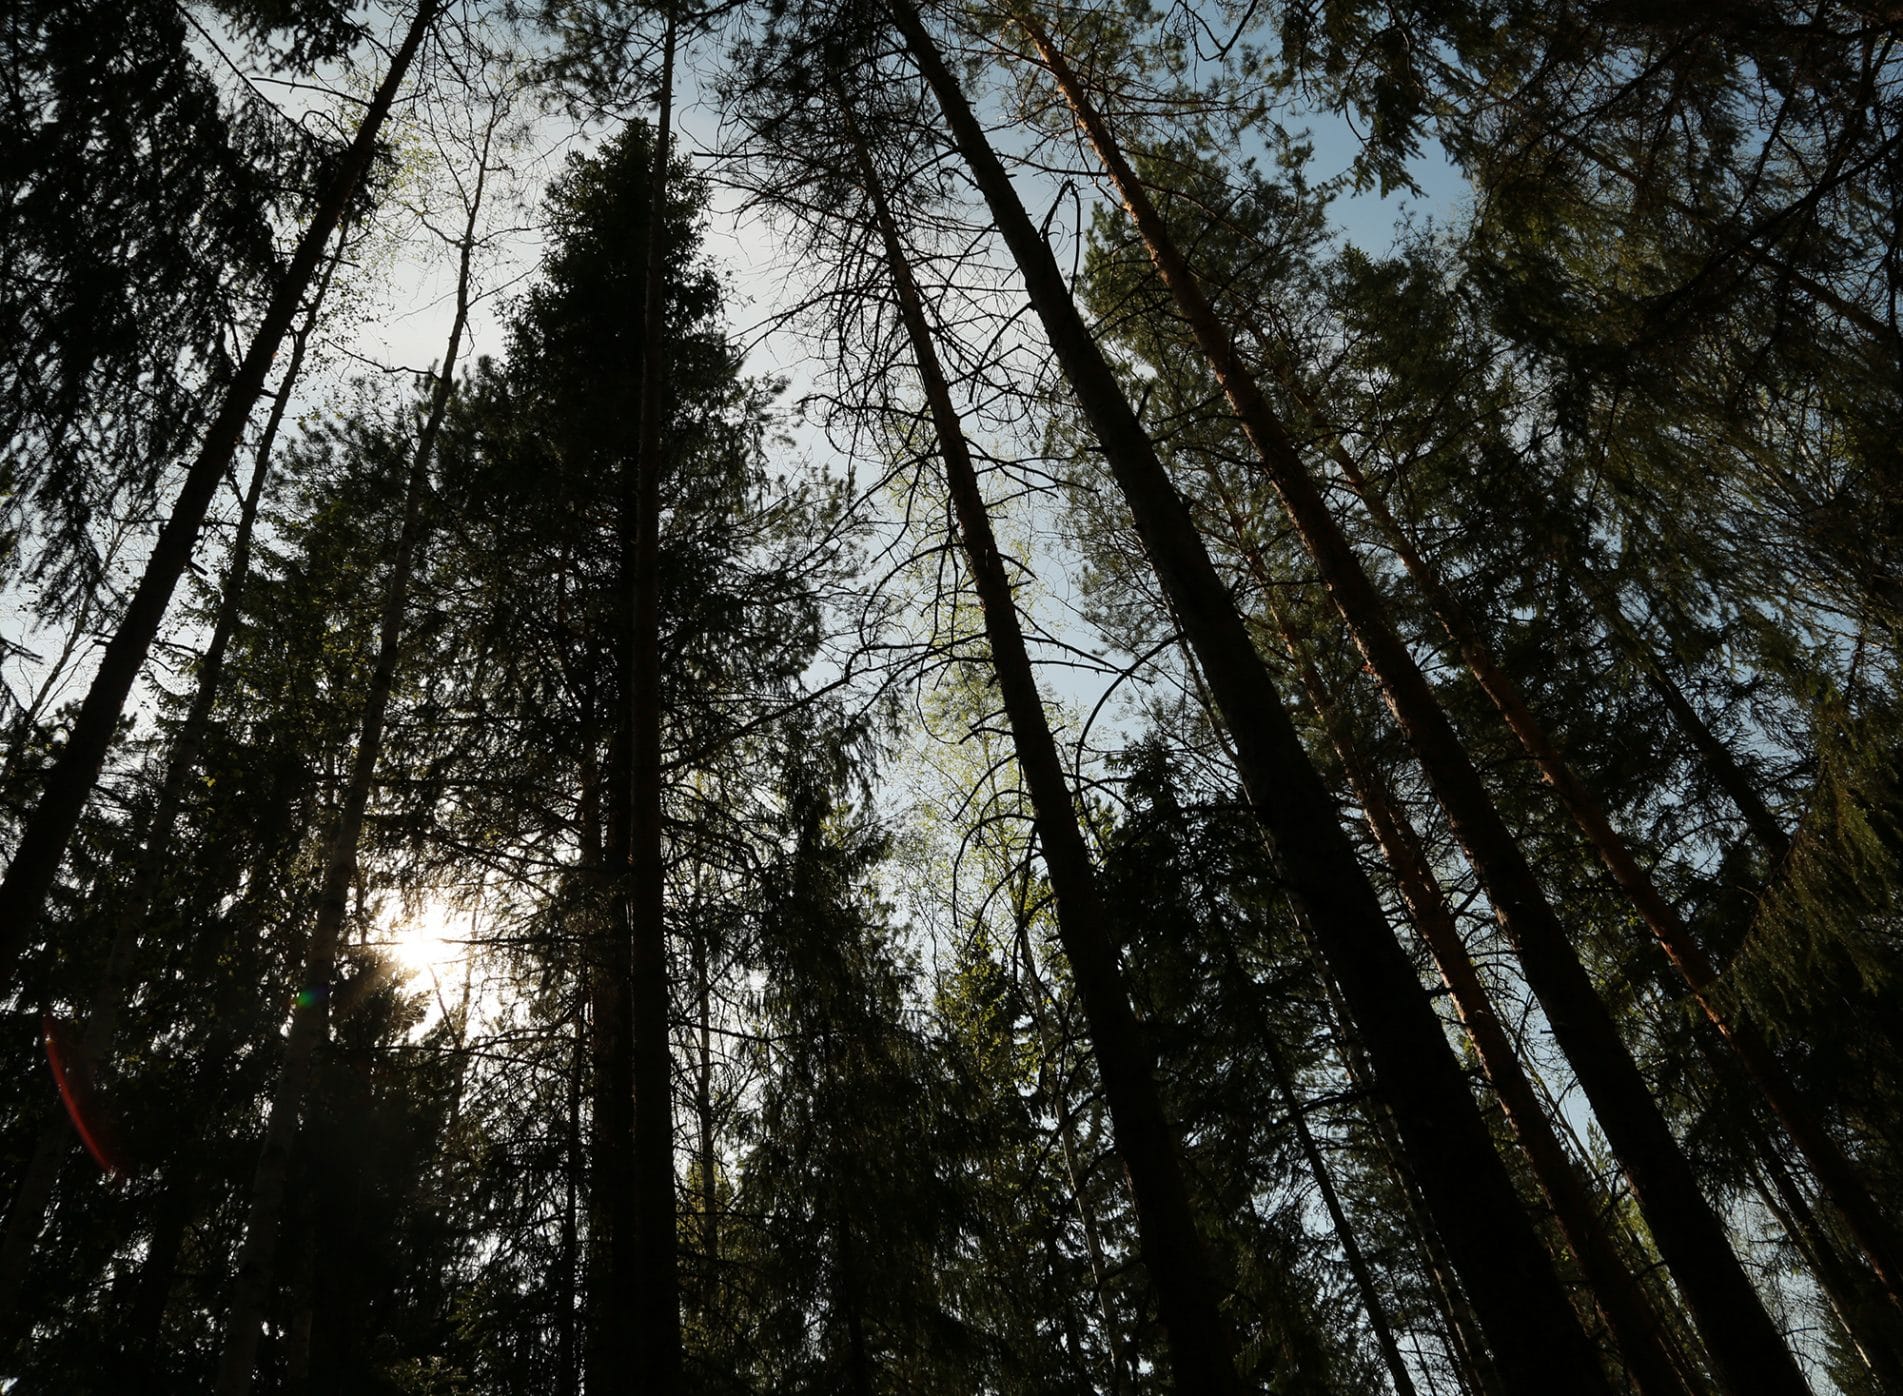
[380,899,467,974]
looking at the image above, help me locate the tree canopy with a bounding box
[2,1,1900,1392]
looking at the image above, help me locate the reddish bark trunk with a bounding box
[887,5,1611,1387]
[1019,21,1808,1388]
[1257,585,1690,1396]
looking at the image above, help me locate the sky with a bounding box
[2,0,1473,861]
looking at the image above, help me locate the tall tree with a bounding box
[0,0,449,992]
[832,59,1247,1389]
[878,1,1613,1386]
[1007,12,1807,1385]
[215,123,484,1392]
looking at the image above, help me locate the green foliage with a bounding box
[7,3,1903,1391]
[0,0,325,608]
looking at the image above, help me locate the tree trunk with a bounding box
[283,1198,317,1396]
[0,237,341,1335]
[1016,19,1809,1389]
[1254,335,1793,870]
[0,0,443,988]
[1047,1227,1096,1390]
[581,729,633,1396]
[212,147,479,1396]
[1559,556,1790,864]
[560,978,584,1396]
[1052,1099,1137,1396]
[843,89,1245,1393]
[1236,946,1421,1396]
[1745,1121,1903,1391]
[885,6,1611,1388]
[119,1168,196,1379]
[628,12,684,1390]
[1307,941,1502,1396]
[1251,579,1691,1396]
[1303,388,1895,1308]
[693,912,719,1277]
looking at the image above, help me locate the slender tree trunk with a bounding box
[581,728,634,1395]
[1308,944,1502,1396]
[1745,1123,1903,1391]
[1556,555,1790,864]
[1047,1228,1096,1390]
[212,153,480,1396]
[560,978,584,1396]
[0,0,443,987]
[1171,604,1501,1396]
[1302,392,1894,1306]
[629,13,683,1389]
[1249,580,1691,1395]
[1052,1100,1137,1396]
[1016,20,1810,1388]
[1235,947,1420,1396]
[1020,920,1139,1396]
[0,238,342,1336]
[885,7,1610,1388]
[1018,906,1148,1396]
[693,914,719,1274]
[842,90,1244,1392]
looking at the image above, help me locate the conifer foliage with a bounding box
[1,1,1900,1392]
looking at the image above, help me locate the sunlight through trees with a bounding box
[2,1,1901,1391]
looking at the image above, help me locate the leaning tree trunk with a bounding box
[1015,18,1809,1389]
[1250,334,1793,868]
[1258,581,1693,1396]
[884,6,1611,1389]
[212,150,482,1396]
[1299,917,1505,1396]
[0,234,344,1339]
[1593,587,1790,864]
[843,92,1245,1392]
[1226,942,1420,1396]
[1294,368,1898,1308]
[1206,462,1691,1394]
[0,0,444,989]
